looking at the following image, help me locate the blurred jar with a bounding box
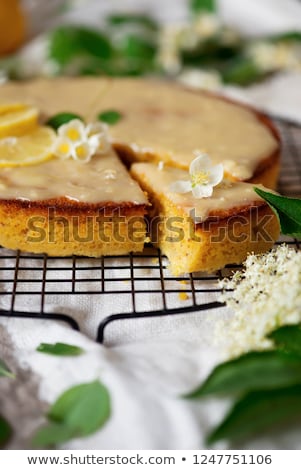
[0,0,68,57]
[0,0,26,56]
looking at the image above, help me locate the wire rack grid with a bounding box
[0,117,300,344]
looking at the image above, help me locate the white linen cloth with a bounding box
[0,0,301,450]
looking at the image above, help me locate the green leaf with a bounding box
[98,110,123,125]
[185,351,301,398]
[0,359,15,379]
[119,35,157,60]
[106,13,158,31]
[254,188,301,238]
[208,386,301,444]
[49,26,113,66]
[269,325,301,356]
[36,343,84,357]
[269,31,301,43]
[46,112,84,130]
[49,380,111,436]
[222,57,267,86]
[190,0,216,14]
[32,422,76,448]
[0,415,12,448]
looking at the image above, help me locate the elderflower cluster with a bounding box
[178,69,222,91]
[53,119,110,163]
[157,13,222,76]
[217,245,301,358]
[249,41,301,73]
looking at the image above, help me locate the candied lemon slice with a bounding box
[0,127,56,167]
[0,107,39,138]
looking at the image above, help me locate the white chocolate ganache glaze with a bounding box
[0,78,278,181]
[131,162,269,223]
[0,149,147,205]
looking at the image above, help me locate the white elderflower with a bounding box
[58,119,86,142]
[193,13,220,39]
[157,25,182,74]
[170,152,224,198]
[53,119,110,163]
[217,245,301,358]
[249,41,301,72]
[178,68,222,91]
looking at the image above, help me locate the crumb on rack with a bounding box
[178,292,189,301]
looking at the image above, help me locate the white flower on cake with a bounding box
[53,119,110,163]
[170,152,224,198]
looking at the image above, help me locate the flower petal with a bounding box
[72,141,93,163]
[190,153,211,175]
[192,184,213,198]
[58,119,86,142]
[209,163,224,186]
[54,137,73,159]
[86,122,109,137]
[170,180,192,194]
[92,135,111,154]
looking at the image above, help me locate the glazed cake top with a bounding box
[0,77,278,181]
[0,149,147,205]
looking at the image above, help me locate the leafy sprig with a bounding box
[186,324,301,444]
[255,188,301,239]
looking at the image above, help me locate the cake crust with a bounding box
[0,198,147,256]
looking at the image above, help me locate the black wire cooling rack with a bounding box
[0,117,300,344]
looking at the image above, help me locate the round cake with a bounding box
[0,78,281,271]
[0,77,280,185]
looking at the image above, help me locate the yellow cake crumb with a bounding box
[178,292,189,301]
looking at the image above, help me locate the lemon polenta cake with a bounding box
[0,114,147,256]
[131,159,280,275]
[0,78,281,270]
[0,77,280,187]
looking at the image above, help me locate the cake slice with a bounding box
[0,149,148,256]
[131,162,280,274]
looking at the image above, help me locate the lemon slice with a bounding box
[0,106,39,138]
[0,102,29,115]
[0,127,57,168]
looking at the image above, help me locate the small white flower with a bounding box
[58,119,86,142]
[178,69,222,91]
[86,122,110,155]
[249,41,301,73]
[170,152,224,199]
[72,141,94,163]
[157,25,182,74]
[53,119,111,163]
[193,13,220,39]
[54,137,74,160]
